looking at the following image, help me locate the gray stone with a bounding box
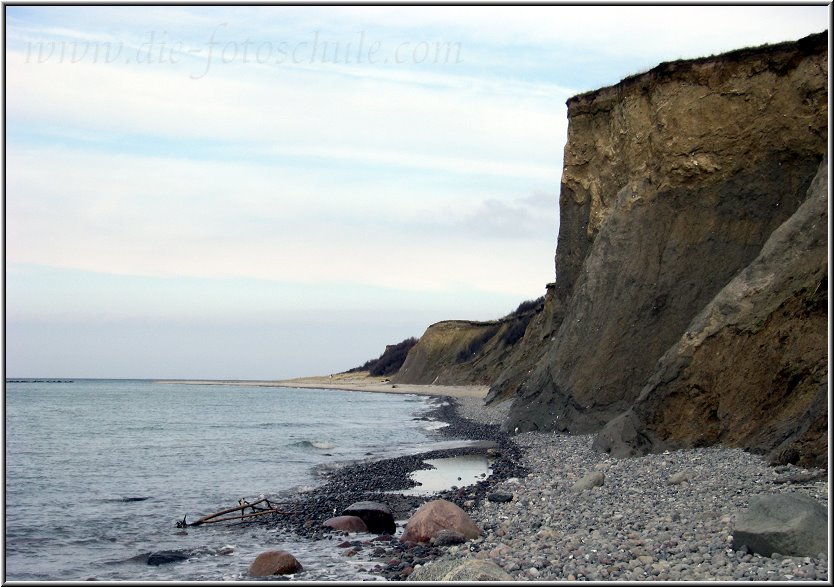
[732,493,828,557]
[430,529,467,546]
[407,559,461,581]
[572,471,605,492]
[410,557,516,581]
[668,470,694,485]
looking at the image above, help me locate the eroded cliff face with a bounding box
[393,295,548,386]
[593,161,828,467]
[391,32,827,466]
[503,32,828,463]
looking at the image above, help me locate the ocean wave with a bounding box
[291,440,336,450]
[421,421,450,431]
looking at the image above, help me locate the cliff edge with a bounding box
[503,31,827,466]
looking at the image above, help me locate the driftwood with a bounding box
[177,496,296,528]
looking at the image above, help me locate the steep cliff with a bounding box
[593,161,828,468]
[386,32,827,466]
[503,32,828,464]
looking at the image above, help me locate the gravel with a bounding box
[417,397,829,582]
[261,396,829,581]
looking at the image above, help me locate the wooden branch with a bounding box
[178,497,297,527]
[189,497,271,525]
[189,509,295,526]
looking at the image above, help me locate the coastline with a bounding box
[257,395,523,580]
[156,373,490,400]
[255,395,828,582]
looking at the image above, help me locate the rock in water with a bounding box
[341,501,396,535]
[571,471,604,492]
[249,550,303,576]
[400,499,481,543]
[322,515,369,533]
[732,493,828,557]
[147,550,190,566]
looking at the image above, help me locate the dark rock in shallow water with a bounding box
[342,501,396,535]
[147,550,190,566]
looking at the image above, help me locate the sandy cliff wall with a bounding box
[390,32,827,466]
[503,32,828,465]
[593,161,827,467]
[393,295,548,386]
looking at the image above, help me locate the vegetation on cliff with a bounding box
[348,337,419,377]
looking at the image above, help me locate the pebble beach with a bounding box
[415,397,830,582]
[263,390,829,581]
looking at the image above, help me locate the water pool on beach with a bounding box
[4,379,454,581]
[400,455,493,496]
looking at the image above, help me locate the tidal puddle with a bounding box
[397,454,492,496]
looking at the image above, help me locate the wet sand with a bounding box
[157,373,489,400]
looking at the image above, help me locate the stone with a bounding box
[342,501,396,535]
[147,550,189,566]
[732,493,828,557]
[322,515,369,533]
[408,558,513,581]
[572,471,604,491]
[248,550,303,576]
[668,470,693,485]
[442,559,515,581]
[400,499,481,544]
[487,491,514,503]
[430,529,467,546]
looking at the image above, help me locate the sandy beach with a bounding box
[157,373,490,400]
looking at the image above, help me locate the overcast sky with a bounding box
[5,5,828,379]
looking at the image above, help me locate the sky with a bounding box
[4,5,829,379]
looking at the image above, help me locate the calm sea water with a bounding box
[4,379,452,581]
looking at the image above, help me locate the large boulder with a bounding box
[322,515,368,533]
[408,559,513,581]
[400,499,481,544]
[249,550,303,577]
[732,493,828,557]
[341,501,396,535]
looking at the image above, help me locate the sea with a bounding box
[4,379,474,581]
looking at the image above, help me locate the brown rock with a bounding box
[400,499,481,543]
[248,550,303,577]
[322,515,369,533]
